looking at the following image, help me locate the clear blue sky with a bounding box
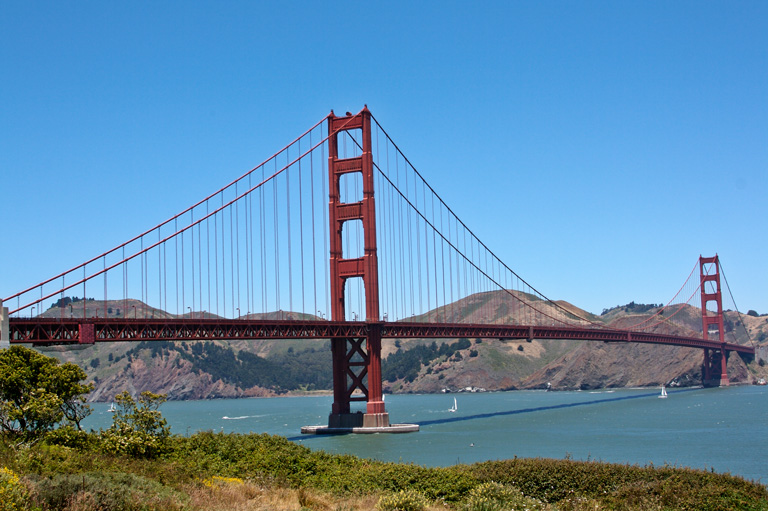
[2,1,766,315]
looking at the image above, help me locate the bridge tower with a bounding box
[699,255,729,387]
[326,108,389,429]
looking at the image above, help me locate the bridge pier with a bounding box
[702,347,730,388]
[304,330,416,434]
[0,299,9,349]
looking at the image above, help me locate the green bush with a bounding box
[461,481,545,511]
[30,471,184,511]
[376,489,429,511]
[0,467,32,511]
[45,426,97,450]
[465,458,768,509]
[0,346,92,439]
[100,391,170,458]
[3,429,767,510]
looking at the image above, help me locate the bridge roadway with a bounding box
[7,318,754,355]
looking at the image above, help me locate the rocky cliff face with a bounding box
[87,350,277,402]
[518,342,752,390]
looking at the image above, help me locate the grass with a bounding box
[1,431,766,510]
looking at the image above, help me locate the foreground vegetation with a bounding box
[2,346,767,510]
[1,430,766,511]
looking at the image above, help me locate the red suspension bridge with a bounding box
[0,107,754,432]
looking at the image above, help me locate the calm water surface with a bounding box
[84,385,767,485]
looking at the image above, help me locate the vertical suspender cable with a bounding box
[244,183,251,317]
[221,192,226,317]
[198,221,202,316]
[414,162,423,318]
[230,203,235,317]
[298,140,306,316]
[310,132,318,316]
[424,179,430,317]
[390,144,397,319]
[163,240,167,314]
[405,154,414,317]
[214,199,219,316]
[181,230,185,316]
[235,183,241,316]
[206,201,211,315]
[248,174,255,315]
[286,151,293,316]
[103,256,107,318]
[322,133,329,316]
[273,159,280,314]
[432,191,439,321]
[261,165,267,313]
[158,230,162,315]
[191,211,195,315]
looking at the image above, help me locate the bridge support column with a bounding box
[363,324,388,427]
[327,330,389,429]
[700,256,729,387]
[702,348,730,387]
[702,349,712,386]
[0,299,9,349]
[719,346,730,387]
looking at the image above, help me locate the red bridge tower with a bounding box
[700,255,729,387]
[326,108,389,429]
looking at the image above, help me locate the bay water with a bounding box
[83,385,767,485]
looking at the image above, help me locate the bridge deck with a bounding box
[7,318,754,355]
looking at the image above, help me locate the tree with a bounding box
[101,391,170,458]
[0,346,93,438]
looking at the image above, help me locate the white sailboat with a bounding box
[449,397,457,412]
[108,403,117,412]
[658,385,668,399]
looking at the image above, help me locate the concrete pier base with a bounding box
[327,411,391,429]
[302,411,418,434]
[301,423,419,435]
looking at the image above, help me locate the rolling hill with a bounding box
[35,293,768,401]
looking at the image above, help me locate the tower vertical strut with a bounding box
[327,108,389,429]
[699,255,729,387]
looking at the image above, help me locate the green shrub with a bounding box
[0,467,32,511]
[461,481,545,511]
[3,429,768,511]
[30,471,184,511]
[0,346,92,439]
[466,458,768,509]
[376,489,429,511]
[100,391,170,458]
[44,426,97,450]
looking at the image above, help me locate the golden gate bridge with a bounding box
[0,107,755,433]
